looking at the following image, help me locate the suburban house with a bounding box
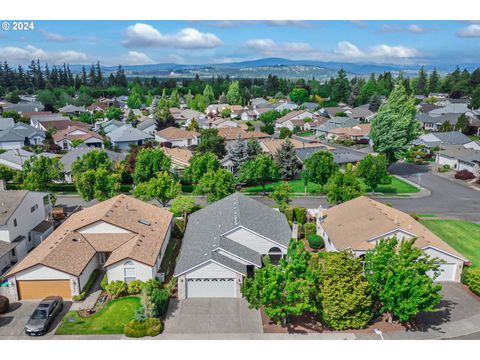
[413,131,480,150]
[137,118,157,135]
[317,196,468,282]
[95,119,124,134]
[174,193,292,298]
[320,105,352,118]
[217,127,270,144]
[107,124,154,150]
[349,106,375,122]
[260,138,333,157]
[170,108,205,126]
[326,123,371,143]
[274,101,298,112]
[250,97,269,108]
[436,146,480,176]
[155,126,199,147]
[417,113,462,132]
[315,116,360,137]
[87,102,110,113]
[296,145,367,168]
[3,102,45,115]
[300,102,321,112]
[53,126,104,150]
[275,110,314,131]
[30,114,73,131]
[59,148,126,183]
[58,104,87,115]
[0,149,56,171]
[0,123,46,150]
[0,189,54,277]
[161,147,193,171]
[6,194,174,301]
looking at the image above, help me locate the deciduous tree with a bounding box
[133,171,181,207]
[194,168,236,203]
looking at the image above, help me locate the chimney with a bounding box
[291,221,298,240]
[0,179,6,191]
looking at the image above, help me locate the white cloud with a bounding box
[378,24,434,34]
[457,24,480,37]
[334,41,364,57]
[267,20,314,28]
[41,30,68,42]
[122,23,222,49]
[351,20,368,29]
[333,41,420,62]
[124,51,154,65]
[0,45,88,64]
[245,38,315,58]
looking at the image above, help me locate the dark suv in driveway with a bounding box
[25,296,63,336]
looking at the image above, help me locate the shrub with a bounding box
[164,277,177,296]
[455,170,475,180]
[438,164,450,173]
[151,288,170,316]
[307,234,324,249]
[144,279,161,296]
[294,207,307,224]
[124,318,163,338]
[173,218,186,238]
[284,207,294,222]
[462,268,480,295]
[128,280,144,294]
[410,213,420,221]
[100,273,108,290]
[105,280,127,299]
[304,222,317,239]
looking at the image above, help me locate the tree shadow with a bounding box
[406,299,456,334]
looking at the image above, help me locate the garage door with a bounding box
[186,278,235,298]
[17,280,71,300]
[435,264,457,282]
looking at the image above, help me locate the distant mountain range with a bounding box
[69,57,480,79]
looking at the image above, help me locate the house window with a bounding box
[13,218,17,227]
[123,260,136,284]
[31,204,38,213]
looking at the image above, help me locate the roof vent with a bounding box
[138,218,151,226]
[72,238,80,242]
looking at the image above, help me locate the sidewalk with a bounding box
[70,270,105,311]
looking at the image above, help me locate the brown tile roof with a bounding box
[21,111,53,120]
[329,124,371,137]
[53,126,102,142]
[217,127,270,141]
[260,138,333,154]
[321,196,466,260]
[7,195,173,277]
[276,110,310,124]
[162,147,193,167]
[39,119,72,131]
[155,126,198,140]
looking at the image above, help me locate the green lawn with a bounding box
[56,296,141,335]
[421,220,480,268]
[296,131,315,137]
[371,176,420,194]
[241,179,322,194]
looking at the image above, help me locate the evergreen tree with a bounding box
[370,84,422,163]
[226,81,243,105]
[230,134,248,173]
[246,137,262,160]
[415,66,428,95]
[331,69,350,102]
[428,67,440,94]
[274,139,302,180]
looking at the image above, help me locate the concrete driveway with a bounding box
[0,300,72,339]
[163,298,262,334]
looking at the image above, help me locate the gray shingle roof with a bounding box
[296,147,367,164]
[417,112,461,125]
[316,117,359,133]
[0,190,29,225]
[0,149,54,169]
[60,148,126,173]
[438,146,480,164]
[0,118,15,131]
[136,118,156,131]
[4,103,44,113]
[0,123,45,143]
[174,193,291,276]
[0,240,17,259]
[413,132,473,148]
[107,125,154,143]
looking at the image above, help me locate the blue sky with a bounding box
[0,20,479,66]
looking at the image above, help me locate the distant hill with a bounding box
[69,58,480,79]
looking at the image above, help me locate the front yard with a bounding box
[240,176,419,195]
[55,296,141,335]
[421,219,480,268]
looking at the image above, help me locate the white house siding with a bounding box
[224,227,287,255]
[106,259,155,283]
[423,247,464,282]
[78,254,99,290]
[0,158,22,170]
[78,221,132,234]
[185,262,238,279]
[436,154,459,170]
[457,161,476,173]
[15,265,70,281]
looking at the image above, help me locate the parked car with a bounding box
[25,296,63,336]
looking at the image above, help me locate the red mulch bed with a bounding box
[301,238,325,253]
[261,309,405,334]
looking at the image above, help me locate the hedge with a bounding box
[284,207,294,222]
[304,222,316,238]
[294,207,307,225]
[462,268,480,295]
[105,280,127,299]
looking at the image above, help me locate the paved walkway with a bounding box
[70,270,105,311]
